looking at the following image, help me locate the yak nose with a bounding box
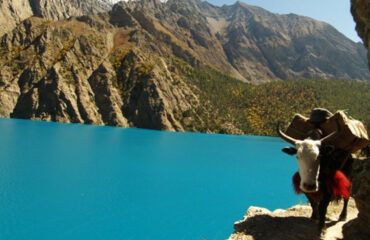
[302,183,317,192]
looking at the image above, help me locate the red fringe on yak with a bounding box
[292,171,351,202]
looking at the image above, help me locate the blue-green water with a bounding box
[0,118,302,240]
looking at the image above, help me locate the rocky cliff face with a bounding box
[0,13,199,130]
[342,1,370,239]
[0,0,369,132]
[0,0,34,37]
[0,0,112,37]
[342,158,370,239]
[229,199,358,240]
[352,0,370,70]
[6,0,362,84]
[28,0,111,20]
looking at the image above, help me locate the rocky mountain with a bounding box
[0,0,112,37]
[0,0,369,133]
[28,0,112,19]
[126,0,368,82]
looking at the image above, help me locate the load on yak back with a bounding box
[277,108,369,233]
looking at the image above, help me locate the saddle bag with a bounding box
[320,111,369,153]
[285,110,369,153]
[285,114,314,140]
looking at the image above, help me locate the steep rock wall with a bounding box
[0,0,33,37]
[351,0,370,68]
[342,1,370,239]
[29,0,111,20]
[0,0,111,37]
[0,14,202,131]
[1,0,370,134]
[343,158,370,239]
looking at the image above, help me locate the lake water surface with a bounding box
[0,118,303,240]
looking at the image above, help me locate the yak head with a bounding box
[278,127,338,193]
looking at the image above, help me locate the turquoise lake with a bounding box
[0,118,303,240]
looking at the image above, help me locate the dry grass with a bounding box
[113,28,136,50]
[152,20,192,52]
[52,20,92,37]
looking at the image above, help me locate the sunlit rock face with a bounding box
[0,0,34,37]
[28,0,112,19]
[343,1,370,239]
[0,0,370,133]
[0,0,112,37]
[352,0,370,69]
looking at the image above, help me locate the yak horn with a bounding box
[320,130,339,145]
[277,124,297,145]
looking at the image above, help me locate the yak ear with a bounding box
[282,147,297,155]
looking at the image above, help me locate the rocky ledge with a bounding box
[228,198,358,240]
[342,156,370,239]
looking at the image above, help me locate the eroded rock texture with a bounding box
[1,0,370,133]
[343,158,370,239]
[342,1,370,239]
[229,199,358,240]
[0,0,112,37]
[0,14,197,131]
[352,0,370,68]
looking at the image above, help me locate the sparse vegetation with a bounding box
[10,45,25,59]
[172,57,370,135]
[0,11,368,137]
[111,48,132,71]
[55,39,76,62]
[136,63,154,78]
[109,48,134,89]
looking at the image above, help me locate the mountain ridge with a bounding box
[0,0,113,37]
[0,0,369,134]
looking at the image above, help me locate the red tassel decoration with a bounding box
[326,170,351,200]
